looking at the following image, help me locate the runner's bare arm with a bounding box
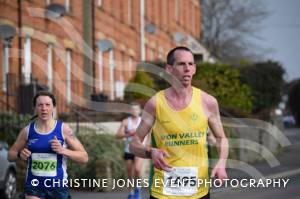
[115,119,133,139]
[130,97,172,171]
[129,97,156,158]
[51,124,88,164]
[205,95,228,181]
[7,127,31,161]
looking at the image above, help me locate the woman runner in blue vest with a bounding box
[8,91,88,199]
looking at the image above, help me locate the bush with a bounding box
[0,112,32,191]
[68,130,126,191]
[0,112,31,146]
[146,61,170,91]
[58,112,75,122]
[194,62,253,114]
[124,70,156,102]
[239,61,285,117]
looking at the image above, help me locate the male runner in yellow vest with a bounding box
[130,46,228,199]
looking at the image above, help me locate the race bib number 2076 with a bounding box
[163,167,198,196]
[31,153,57,177]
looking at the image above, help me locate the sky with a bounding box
[258,0,300,81]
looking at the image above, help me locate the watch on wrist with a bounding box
[145,147,152,158]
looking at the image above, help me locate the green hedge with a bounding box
[124,70,156,102]
[194,63,253,114]
[0,112,32,191]
[0,112,31,146]
[239,61,285,116]
[68,130,126,191]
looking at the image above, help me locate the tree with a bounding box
[194,63,253,114]
[124,70,156,102]
[124,62,171,102]
[200,0,268,63]
[288,79,300,125]
[239,61,285,117]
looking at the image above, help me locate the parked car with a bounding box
[282,115,296,128]
[0,141,17,199]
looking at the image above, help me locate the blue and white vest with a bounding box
[25,120,67,189]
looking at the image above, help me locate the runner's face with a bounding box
[130,105,141,117]
[35,96,54,121]
[167,50,196,88]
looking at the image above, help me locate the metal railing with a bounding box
[0,74,110,135]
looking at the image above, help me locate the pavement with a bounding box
[211,127,300,199]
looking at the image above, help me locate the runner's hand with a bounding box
[51,136,65,155]
[127,131,136,137]
[20,148,31,160]
[211,161,228,185]
[151,148,172,172]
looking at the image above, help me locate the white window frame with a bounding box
[23,36,31,84]
[65,0,70,13]
[158,47,164,60]
[66,49,72,103]
[97,0,102,7]
[109,50,114,100]
[47,43,53,91]
[119,57,124,82]
[2,45,9,92]
[98,50,103,92]
[115,81,125,99]
[45,0,51,5]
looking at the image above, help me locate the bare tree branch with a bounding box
[200,0,269,63]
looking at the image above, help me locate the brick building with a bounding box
[0,0,209,115]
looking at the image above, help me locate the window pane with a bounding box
[66,50,71,103]
[47,44,53,91]
[2,45,9,92]
[24,37,31,84]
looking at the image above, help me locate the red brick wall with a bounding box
[0,0,201,113]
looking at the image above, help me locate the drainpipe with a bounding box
[140,0,145,61]
[91,0,96,94]
[82,0,93,98]
[17,0,22,84]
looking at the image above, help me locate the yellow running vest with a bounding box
[150,87,209,199]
